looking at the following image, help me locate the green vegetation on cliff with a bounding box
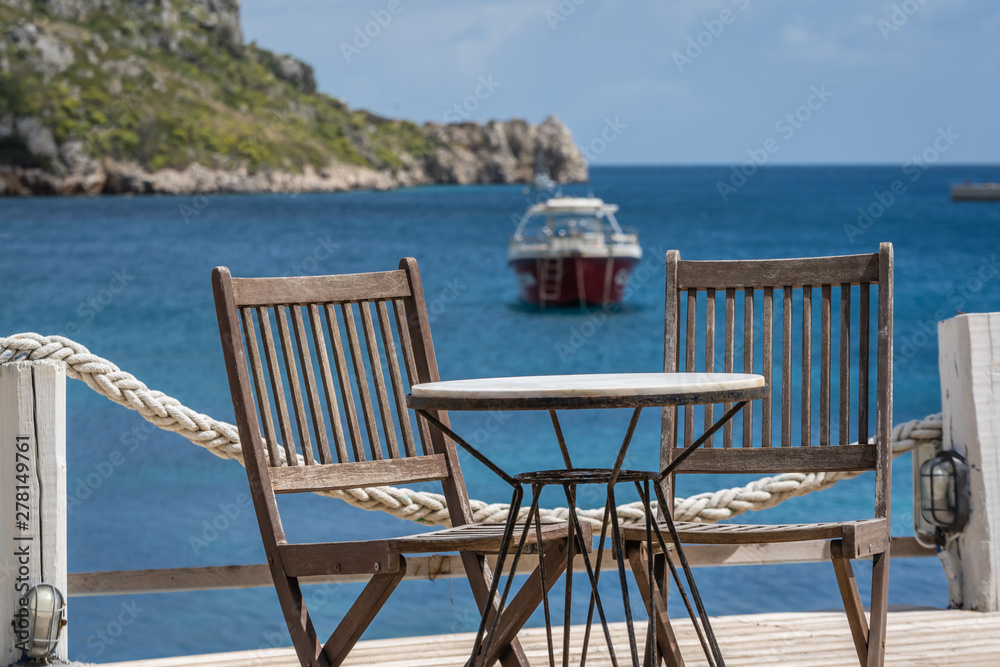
[0,0,436,173]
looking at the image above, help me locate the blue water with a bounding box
[2,165,1000,662]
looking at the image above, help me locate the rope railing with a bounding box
[0,333,943,527]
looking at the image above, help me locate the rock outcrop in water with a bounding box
[0,0,587,196]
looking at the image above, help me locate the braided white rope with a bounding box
[1,333,942,527]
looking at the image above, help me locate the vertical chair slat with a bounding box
[820,285,832,446]
[241,307,282,466]
[724,287,735,448]
[276,306,315,465]
[782,287,792,447]
[704,288,716,447]
[684,289,697,447]
[359,301,401,459]
[290,306,331,465]
[743,288,754,447]
[393,299,434,456]
[258,307,299,466]
[859,283,871,445]
[839,284,851,447]
[308,304,349,464]
[876,243,894,519]
[663,251,680,461]
[801,287,812,447]
[377,300,417,458]
[341,303,383,460]
[324,304,366,462]
[762,287,773,447]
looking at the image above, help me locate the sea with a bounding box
[2,165,1000,662]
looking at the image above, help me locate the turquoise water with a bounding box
[2,165,1000,662]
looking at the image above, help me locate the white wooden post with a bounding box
[0,361,67,664]
[939,313,1000,611]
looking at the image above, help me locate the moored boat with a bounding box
[951,182,1000,201]
[508,196,642,307]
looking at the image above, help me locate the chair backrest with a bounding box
[213,258,473,546]
[662,244,893,517]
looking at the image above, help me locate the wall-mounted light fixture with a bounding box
[24,583,67,660]
[919,449,970,533]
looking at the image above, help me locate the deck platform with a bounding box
[104,608,1000,666]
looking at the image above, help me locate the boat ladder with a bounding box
[539,257,563,301]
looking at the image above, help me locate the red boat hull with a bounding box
[510,256,641,306]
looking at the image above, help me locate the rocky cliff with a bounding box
[0,0,587,195]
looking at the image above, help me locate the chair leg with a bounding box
[460,551,531,667]
[626,542,685,667]
[480,539,570,667]
[272,572,328,667]
[319,557,408,667]
[831,541,870,667]
[866,550,889,667]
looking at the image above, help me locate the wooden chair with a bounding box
[625,244,893,667]
[212,258,577,667]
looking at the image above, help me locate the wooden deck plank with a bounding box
[101,608,1000,667]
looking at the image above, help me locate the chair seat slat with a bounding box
[624,518,887,546]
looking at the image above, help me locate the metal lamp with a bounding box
[24,583,66,660]
[919,449,970,532]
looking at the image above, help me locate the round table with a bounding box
[408,372,767,667]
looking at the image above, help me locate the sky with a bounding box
[239,0,1000,165]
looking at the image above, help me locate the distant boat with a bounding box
[951,182,1000,201]
[508,197,642,307]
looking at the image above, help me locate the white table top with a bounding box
[412,372,763,399]
[408,372,767,410]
